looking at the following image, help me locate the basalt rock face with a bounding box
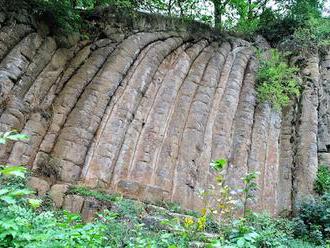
[0,5,329,215]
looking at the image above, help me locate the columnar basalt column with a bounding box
[1,6,329,214]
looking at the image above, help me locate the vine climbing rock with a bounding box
[0,5,329,216]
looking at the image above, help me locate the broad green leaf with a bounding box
[0,195,17,204]
[0,131,29,145]
[0,166,27,177]
[7,133,29,141]
[211,159,228,171]
[0,188,10,195]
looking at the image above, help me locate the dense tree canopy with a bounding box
[20,0,328,44]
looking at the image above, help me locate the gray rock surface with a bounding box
[0,6,329,215]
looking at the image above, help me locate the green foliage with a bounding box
[0,187,187,247]
[235,18,261,37]
[208,213,318,247]
[0,167,323,248]
[259,0,329,49]
[222,219,261,247]
[257,49,300,110]
[210,159,228,171]
[0,131,187,247]
[200,159,261,227]
[257,10,299,45]
[29,0,137,33]
[113,197,145,221]
[0,134,107,247]
[155,200,184,212]
[141,0,213,24]
[314,165,330,195]
[227,0,265,36]
[0,166,37,209]
[242,171,259,216]
[293,193,330,245]
[0,206,107,248]
[0,165,27,178]
[68,185,120,202]
[0,132,34,207]
[13,0,330,50]
[30,0,81,32]
[0,133,325,248]
[291,16,330,52]
[199,160,326,247]
[243,213,295,247]
[0,131,29,145]
[100,209,188,247]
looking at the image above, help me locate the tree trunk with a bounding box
[168,0,173,15]
[177,0,184,17]
[213,0,222,29]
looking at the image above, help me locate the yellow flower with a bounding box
[183,217,194,228]
[197,215,207,231]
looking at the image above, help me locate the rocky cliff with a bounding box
[0,5,329,216]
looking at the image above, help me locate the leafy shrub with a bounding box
[0,132,107,247]
[293,193,330,245]
[256,0,329,49]
[314,165,330,195]
[1,175,146,245]
[221,218,261,247]
[244,213,295,247]
[0,169,35,206]
[0,206,107,248]
[289,16,330,53]
[208,213,319,248]
[0,132,35,207]
[235,18,261,38]
[257,49,300,110]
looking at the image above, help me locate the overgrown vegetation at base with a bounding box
[256,49,300,110]
[0,131,327,248]
[1,168,324,247]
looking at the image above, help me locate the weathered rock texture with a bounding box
[0,5,329,215]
